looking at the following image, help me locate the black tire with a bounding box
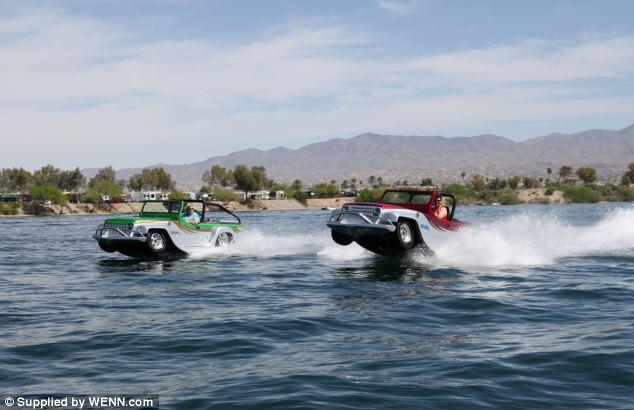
[215,232,233,247]
[394,220,416,250]
[331,231,353,246]
[98,242,117,253]
[146,230,168,257]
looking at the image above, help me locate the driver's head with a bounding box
[185,204,193,214]
[435,195,442,206]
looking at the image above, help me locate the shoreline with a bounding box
[2,197,627,218]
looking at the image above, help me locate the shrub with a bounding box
[212,187,240,202]
[598,185,634,202]
[499,192,519,205]
[312,183,340,198]
[293,190,308,204]
[544,187,554,196]
[0,202,20,215]
[443,184,475,203]
[563,186,602,203]
[355,187,384,202]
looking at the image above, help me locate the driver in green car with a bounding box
[182,204,201,225]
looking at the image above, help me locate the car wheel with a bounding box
[147,230,168,256]
[215,232,232,247]
[395,220,416,250]
[331,231,353,246]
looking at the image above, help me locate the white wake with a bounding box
[187,229,370,261]
[428,207,634,267]
[188,208,634,267]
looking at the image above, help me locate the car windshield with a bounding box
[381,191,411,203]
[203,204,240,224]
[381,191,432,205]
[142,201,181,214]
[410,193,432,204]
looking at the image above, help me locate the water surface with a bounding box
[1,204,633,409]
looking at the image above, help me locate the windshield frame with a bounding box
[140,200,183,215]
[379,190,433,205]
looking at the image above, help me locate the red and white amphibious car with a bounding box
[327,188,468,256]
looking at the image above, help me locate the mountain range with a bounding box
[86,124,634,187]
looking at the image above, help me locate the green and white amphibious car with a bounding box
[93,200,241,258]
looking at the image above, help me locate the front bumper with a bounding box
[327,212,396,239]
[93,226,147,244]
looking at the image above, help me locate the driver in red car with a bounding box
[433,195,448,220]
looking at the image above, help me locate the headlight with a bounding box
[128,223,134,230]
[343,206,349,211]
[134,225,148,234]
[372,207,381,216]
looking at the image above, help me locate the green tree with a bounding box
[340,179,349,190]
[471,173,486,191]
[522,177,535,189]
[559,166,573,184]
[29,183,67,205]
[376,176,384,186]
[291,179,303,191]
[460,171,466,181]
[33,164,61,186]
[507,176,521,189]
[250,166,270,190]
[368,175,376,187]
[84,179,123,203]
[621,162,634,186]
[2,168,33,193]
[0,170,8,192]
[128,167,174,191]
[127,174,144,191]
[233,165,260,198]
[420,177,433,186]
[89,165,116,187]
[202,165,234,187]
[58,167,86,202]
[575,167,597,184]
[153,167,174,191]
[487,177,507,190]
[269,182,295,199]
[350,178,358,190]
[546,167,553,184]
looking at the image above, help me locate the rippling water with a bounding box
[1,204,633,409]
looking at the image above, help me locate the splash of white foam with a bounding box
[429,207,634,267]
[188,229,370,261]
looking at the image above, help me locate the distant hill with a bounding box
[85,124,634,186]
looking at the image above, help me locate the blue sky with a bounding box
[1,0,634,169]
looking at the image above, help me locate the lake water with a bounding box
[1,204,633,409]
